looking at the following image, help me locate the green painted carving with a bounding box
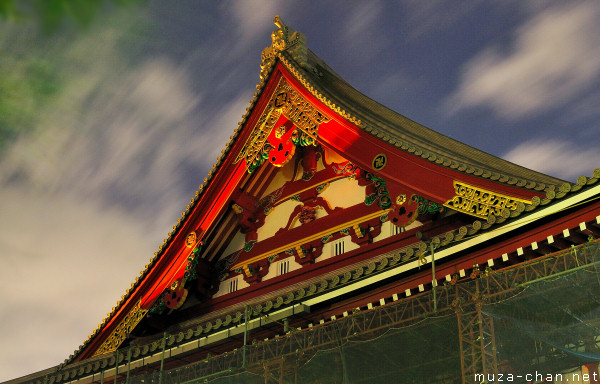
[184,246,202,281]
[291,130,316,146]
[247,143,271,173]
[244,240,257,252]
[148,293,167,316]
[316,183,328,194]
[364,173,392,210]
[357,224,366,237]
[416,195,445,216]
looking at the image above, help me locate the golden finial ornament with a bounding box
[260,15,307,80]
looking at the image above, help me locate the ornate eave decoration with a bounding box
[444,181,531,219]
[235,77,330,172]
[92,300,148,356]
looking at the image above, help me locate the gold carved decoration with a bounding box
[396,194,407,205]
[372,153,387,171]
[232,203,244,214]
[185,232,196,248]
[260,15,307,81]
[235,77,330,169]
[93,299,148,356]
[444,181,531,219]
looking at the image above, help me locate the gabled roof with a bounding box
[68,15,592,364]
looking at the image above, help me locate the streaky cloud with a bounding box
[445,3,600,119]
[503,139,600,182]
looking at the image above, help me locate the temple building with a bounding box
[9,16,600,384]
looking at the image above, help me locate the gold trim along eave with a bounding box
[231,208,391,270]
[443,181,532,219]
[92,299,148,356]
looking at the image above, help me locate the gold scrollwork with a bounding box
[93,300,148,356]
[235,78,330,169]
[443,181,531,219]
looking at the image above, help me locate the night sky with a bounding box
[1,1,599,380]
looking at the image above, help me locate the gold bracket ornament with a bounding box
[443,181,531,219]
[235,78,330,171]
[93,300,148,356]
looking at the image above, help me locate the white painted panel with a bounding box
[319,177,366,209]
[257,199,302,241]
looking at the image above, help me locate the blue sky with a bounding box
[1,1,599,380]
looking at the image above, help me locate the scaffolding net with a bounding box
[125,241,600,384]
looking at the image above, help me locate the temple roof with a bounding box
[66,15,593,365]
[275,47,565,191]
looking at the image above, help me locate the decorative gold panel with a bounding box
[93,300,148,356]
[235,77,330,169]
[444,181,531,219]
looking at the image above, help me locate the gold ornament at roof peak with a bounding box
[261,15,307,80]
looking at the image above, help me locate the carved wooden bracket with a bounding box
[242,259,270,284]
[232,190,266,243]
[293,240,323,266]
[349,217,383,246]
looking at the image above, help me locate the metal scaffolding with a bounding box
[67,240,600,384]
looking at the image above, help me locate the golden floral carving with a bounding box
[444,181,531,219]
[93,300,148,356]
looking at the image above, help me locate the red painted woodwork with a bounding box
[275,64,544,204]
[230,202,383,270]
[266,118,296,167]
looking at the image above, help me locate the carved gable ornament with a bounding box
[444,181,531,219]
[235,78,330,172]
[93,300,148,356]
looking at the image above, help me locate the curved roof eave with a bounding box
[278,49,566,193]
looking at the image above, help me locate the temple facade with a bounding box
[9,16,600,384]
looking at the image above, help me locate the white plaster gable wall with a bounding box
[319,177,365,209]
[257,199,302,241]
